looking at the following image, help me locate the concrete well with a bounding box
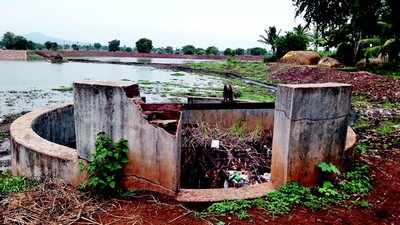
[10,81,357,202]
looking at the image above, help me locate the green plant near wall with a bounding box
[81,132,129,194]
[204,161,372,220]
[0,171,37,195]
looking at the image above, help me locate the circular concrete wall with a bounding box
[10,104,81,185]
[10,104,357,202]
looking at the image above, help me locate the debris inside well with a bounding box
[180,121,273,189]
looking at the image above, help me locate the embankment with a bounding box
[0,50,27,60]
[36,50,264,61]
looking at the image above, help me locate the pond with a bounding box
[0,60,226,121]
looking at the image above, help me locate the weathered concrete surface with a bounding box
[271,83,352,187]
[32,105,75,147]
[0,50,27,60]
[181,108,275,131]
[74,80,180,193]
[10,104,81,185]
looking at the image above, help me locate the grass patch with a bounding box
[382,101,400,109]
[0,172,37,195]
[171,72,186,77]
[186,59,270,82]
[204,162,372,219]
[352,200,371,208]
[353,117,371,130]
[352,95,373,108]
[27,52,46,61]
[356,142,370,155]
[0,131,7,142]
[52,85,73,92]
[376,120,400,136]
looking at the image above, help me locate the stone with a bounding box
[318,57,343,68]
[280,51,321,65]
[271,83,352,187]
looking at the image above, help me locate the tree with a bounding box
[108,39,120,52]
[136,38,153,53]
[206,46,219,55]
[275,31,309,58]
[94,43,102,50]
[258,26,280,55]
[181,45,196,55]
[196,48,206,55]
[165,46,174,54]
[125,47,133,52]
[223,48,235,56]
[71,44,79,51]
[44,41,58,51]
[249,47,267,56]
[2,32,16,49]
[13,36,29,50]
[235,48,245,55]
[292,0,399,64]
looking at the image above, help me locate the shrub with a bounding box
[182,45,196,55]
[0,172,37,194]
[136,38,153,53]
[208,200,253,219]
[81,132,129,194]
[275,32,309,58]
[206,46,219,55]
[336,42,355,65]
[248,47,267,56]
[224,48,235,56]
[108,39,120,52]
[235,48,245,55]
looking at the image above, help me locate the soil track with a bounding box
[268,64,400,102]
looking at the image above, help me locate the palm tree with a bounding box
[258,26,280,55]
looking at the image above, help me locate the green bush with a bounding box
[81,133,129,194]
[275,32,309,58]
[182,45,196,55]
[248,47,267,56]
[206,46,219,55]
[223,48,235,56]
[208,200,253,219]
[136,38,153,53]
[0,172,37,194]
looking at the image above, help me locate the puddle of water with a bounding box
[67,57,220,64]
[0,60,225,120]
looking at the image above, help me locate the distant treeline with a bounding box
[0,32,270,56]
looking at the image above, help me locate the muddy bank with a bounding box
[0,50,27,61]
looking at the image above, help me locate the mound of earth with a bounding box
[280,51,321,65]
[268,64,400,102]
[318,57,343,68]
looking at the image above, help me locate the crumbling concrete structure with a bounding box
[10,80,356,202]
[272,83,352,186]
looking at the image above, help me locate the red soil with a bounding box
[268,64,400,102]
[36,50,264,61]
[89,151,400,225]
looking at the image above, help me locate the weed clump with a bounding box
[80,132,129,194]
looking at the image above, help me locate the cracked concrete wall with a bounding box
[271,83,352,187]
[181,108,275,131]
[74,80,180,194]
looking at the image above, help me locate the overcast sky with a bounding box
[1,0,301,49]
